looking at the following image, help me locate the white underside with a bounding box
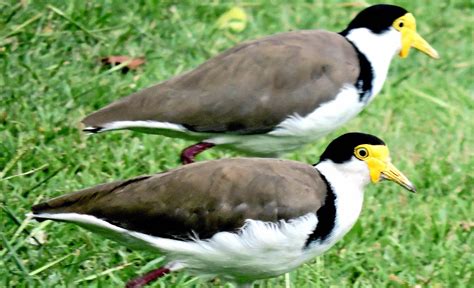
[87,85,366,155]
[30,159,368,283]
[31,212,320,282]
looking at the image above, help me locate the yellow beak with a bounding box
[400,29,439,59]
[380,162,416,192]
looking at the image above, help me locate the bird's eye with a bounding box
[355,147,368,159]
[399,22,404,28]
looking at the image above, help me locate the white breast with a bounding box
[307,159,368,254]
[270,85,365,136]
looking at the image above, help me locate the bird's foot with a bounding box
[125,267,170,288]
[180,142,215,164]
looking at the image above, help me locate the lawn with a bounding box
[1,0,473,287]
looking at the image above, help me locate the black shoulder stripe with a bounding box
[340,37,374,102]
[305,172,337,247]
[354,45,373,102]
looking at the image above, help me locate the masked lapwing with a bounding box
[82,4,438,164]
[31,132,416,287]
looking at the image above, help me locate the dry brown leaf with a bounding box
[460,221,474,231]
[100,56,145,73]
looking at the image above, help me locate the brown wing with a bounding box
[82,30,359,134]
[32,158,328,239]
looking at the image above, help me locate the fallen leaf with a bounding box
[216,7,248,32]
[100,56,145,73]
[460,221,474,231]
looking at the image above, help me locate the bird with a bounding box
[30,132,416,287]
[81,4,438,164]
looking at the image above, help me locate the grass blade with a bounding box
[0,164,48,182]
[74,262,133,283]
[1,13,43,39]
[47,5,102,41]
[405,86,459,112]
[29,250,77,276]
[0,230,30,276]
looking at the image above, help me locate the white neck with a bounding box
[313,158,370,247]
[316,158,370,195]
[344,27,401,99]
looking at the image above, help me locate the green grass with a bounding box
[1,0,473,287]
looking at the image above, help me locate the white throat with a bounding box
[344,27,401,98]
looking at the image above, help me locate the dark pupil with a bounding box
[399,22,404,28]
[359,149,367,157]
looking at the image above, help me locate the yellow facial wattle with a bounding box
[393,13,439,59]
[354,144,416,192]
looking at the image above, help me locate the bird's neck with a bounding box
[312,160,368,249]
[343,27,401,98]
[315,160,370,196]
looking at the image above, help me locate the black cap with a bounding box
[319,132,385,163]
[340,4,408,35]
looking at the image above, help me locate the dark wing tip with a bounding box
[82,126,103,133]
[31,202,52,214]
[81,112,106,133]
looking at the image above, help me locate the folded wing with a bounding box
[32,158,328,239]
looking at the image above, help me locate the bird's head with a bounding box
[341,4,439,59]
[318,132,416,192]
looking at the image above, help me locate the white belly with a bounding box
[158,213,319,281]
[32,211,321,282]
[209,85,366,155]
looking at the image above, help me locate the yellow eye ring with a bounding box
[393,18,405,32]
[355,147,369,159]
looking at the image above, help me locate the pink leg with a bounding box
[180,142,215,164]
[125,267,170,288]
